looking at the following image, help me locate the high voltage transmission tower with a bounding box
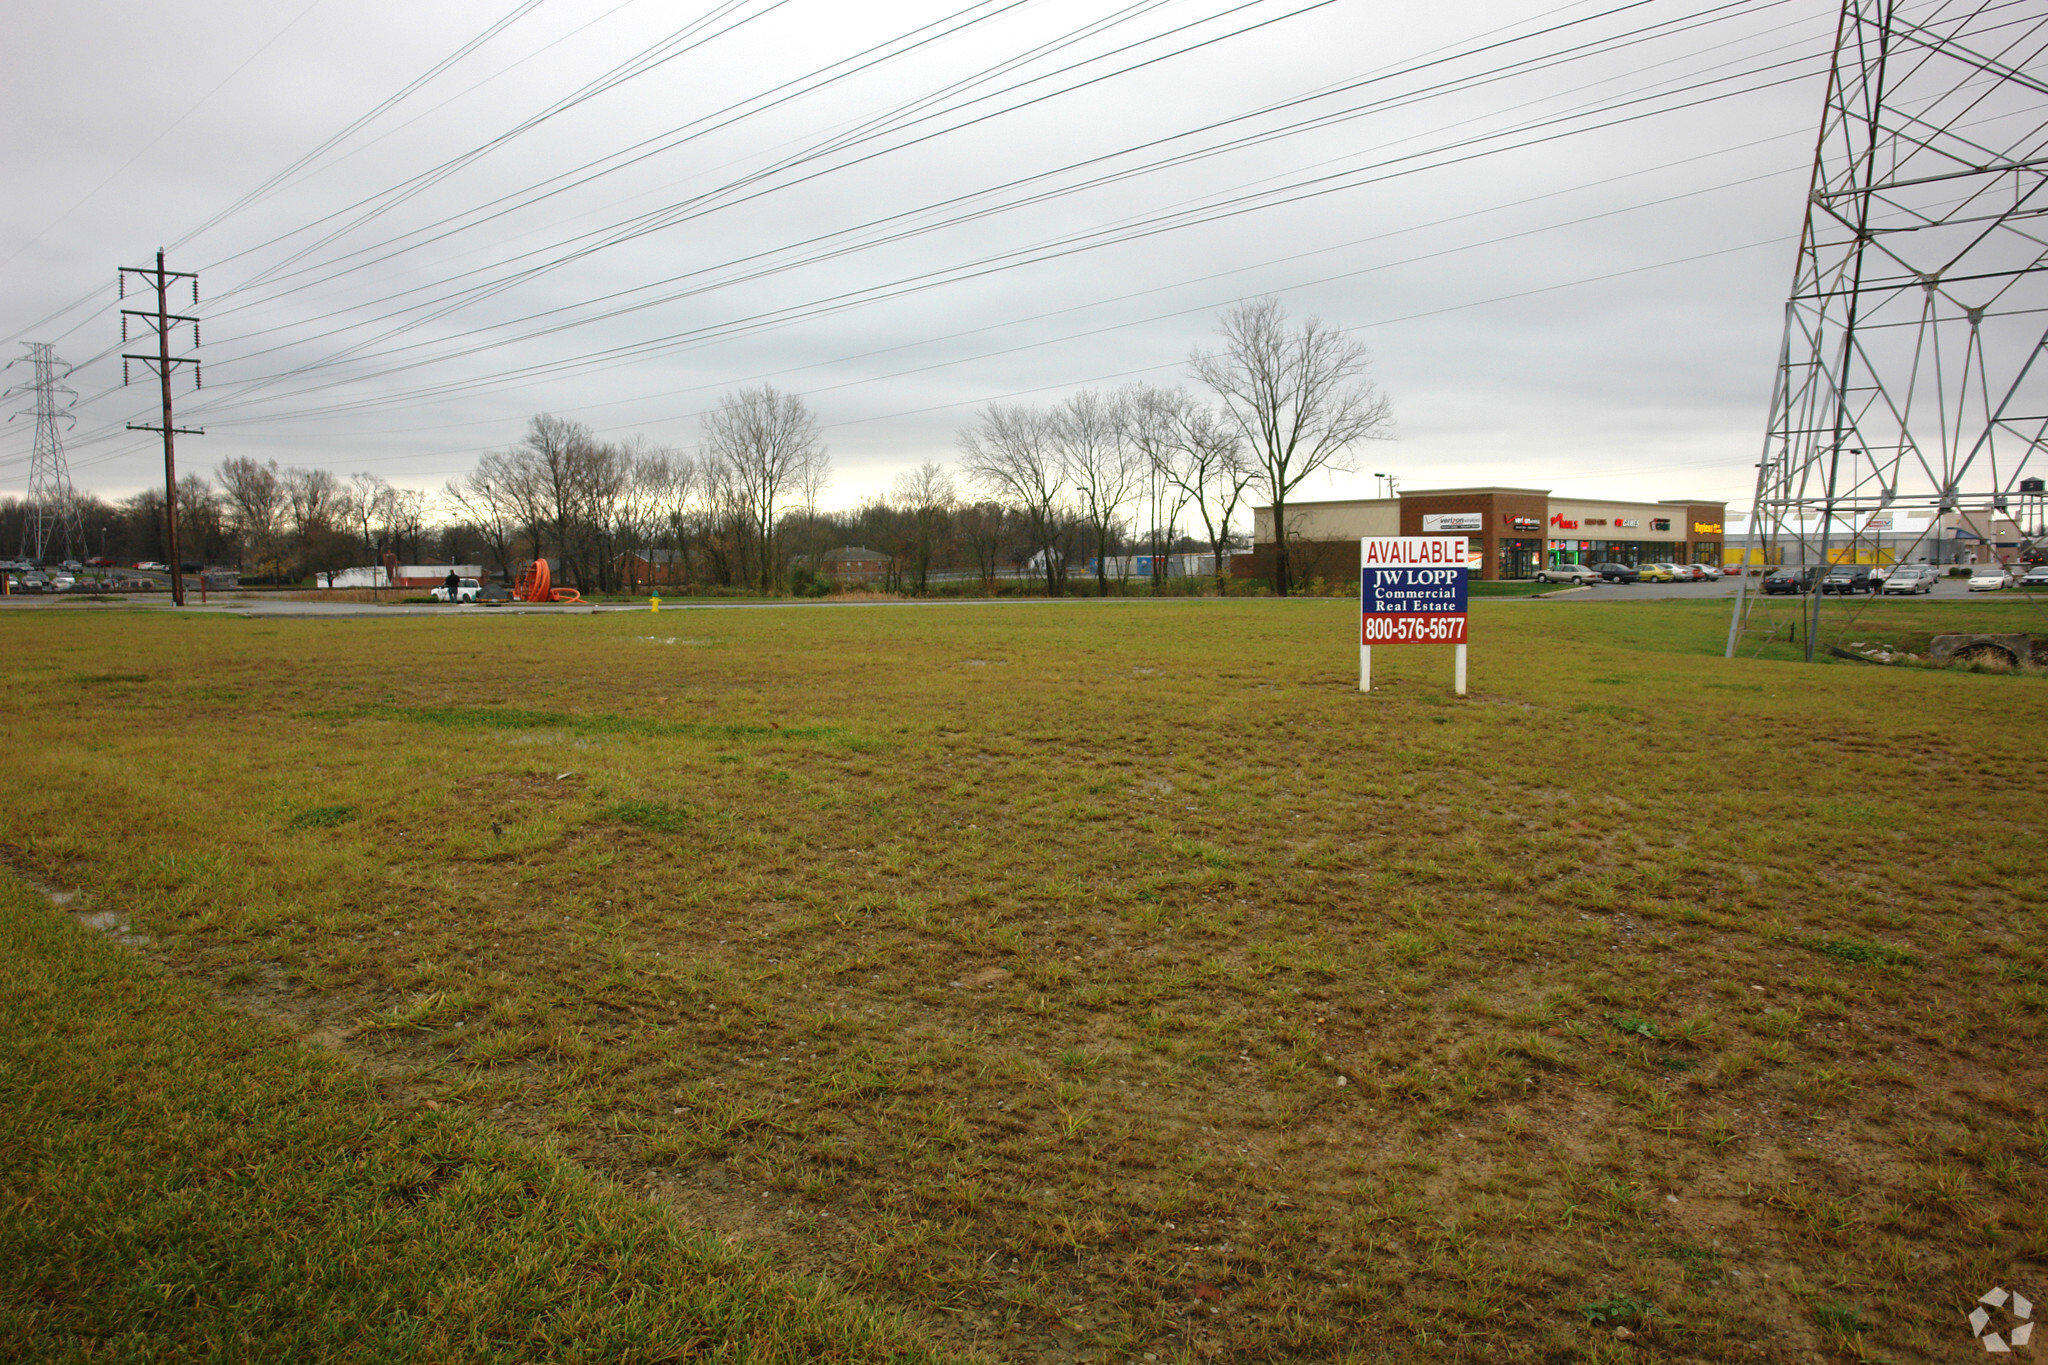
[1727,0,2048,661]
[121,250,202,606]
[5,343,84,563]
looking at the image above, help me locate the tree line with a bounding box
[3,299,1388,595]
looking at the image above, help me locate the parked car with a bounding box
[429,577,482,603]
[1533,563,1598,585]
[1968,566,2018,591]
[1635,562,1674,583]
[17,572,51,592]
[1721,563,1743,575]
[47,574,76,591]
[2020,564,2048,588]
[1593,562,1639,583]
[1881,565,1935,595]
[1762,566,1820,594]
[85,556,114,567]
[134,561,168,572]
[1821,565,1877,594]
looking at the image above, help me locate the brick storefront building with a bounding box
[1244,487,1729,583]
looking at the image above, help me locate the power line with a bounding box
[180,41,1827,424]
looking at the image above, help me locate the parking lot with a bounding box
[1544,569,2034,602]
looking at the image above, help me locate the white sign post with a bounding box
[1360,536,1469,696]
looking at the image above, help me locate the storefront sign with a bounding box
[1421,512,1483,533]
[1616,519,1639,529]
[1505,515,1542,532]
[1549,514,1579,530]
[1585,518,1610,527]
[1650,518,1671,532]
[1359,536,1468,695]
[1864,515,1892,531]
[1693,521,1723,535]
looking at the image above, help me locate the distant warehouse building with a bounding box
[1244,487,1728,582]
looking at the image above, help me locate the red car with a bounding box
[86,556,114,567]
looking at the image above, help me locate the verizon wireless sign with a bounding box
[1359,536,1469,694]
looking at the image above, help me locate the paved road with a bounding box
[0,578,2027,618]
[0,593,1136,619]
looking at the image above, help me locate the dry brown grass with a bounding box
[3,596,2045,1362]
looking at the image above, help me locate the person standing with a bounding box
[443,568,461,604]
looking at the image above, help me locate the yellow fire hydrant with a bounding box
[649,591,660,613]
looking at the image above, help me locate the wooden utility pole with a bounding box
[121,251,201,606]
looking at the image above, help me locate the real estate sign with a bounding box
[1360,536,1468,643]
[1359,536,1469,695]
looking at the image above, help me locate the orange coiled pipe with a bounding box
[513,560,584,603]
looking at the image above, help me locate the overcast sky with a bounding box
[0,0,1839,514]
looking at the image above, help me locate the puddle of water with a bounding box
[37,884,154,947]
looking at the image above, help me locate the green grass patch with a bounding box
[319,702,849,744]
[599,799,695,834]
[0,880,951,1364]
[1815,936,1921,968]
[285,804,356,831]
[1813,1302,1869,1336]
[1577,1294,1662,1325]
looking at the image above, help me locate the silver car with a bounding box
[1533,563,1598,585]
[1881,566,1935,595]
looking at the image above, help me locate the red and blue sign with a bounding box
[1361,536,1468,644]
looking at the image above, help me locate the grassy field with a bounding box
[2,595,2044,1362]
[0,879,951,1363]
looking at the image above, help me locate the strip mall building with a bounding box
[1247,487,1729,582]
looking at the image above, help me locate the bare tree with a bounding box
[519,414,602,586]
[281,466,350,580]
[1135,388,1256,592]
[1191,297,1391,595]
[893,459,956,594]
[702,386,828,592]
[345,473,396,562]
[383,486,431,563]
[1052,389,1140,595]
[215,457,286,571]
[959,402,1068,594]
[957,500,1012,591]
[613,445,692,589]
[444,465,522,583]
[1120,384,1198,588]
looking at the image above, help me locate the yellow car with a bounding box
[1637,563,1676,583]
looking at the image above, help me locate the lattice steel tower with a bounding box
[7,342,83,563]
[1727,0,2048,660]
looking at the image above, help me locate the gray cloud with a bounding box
[1,0,1839,513]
